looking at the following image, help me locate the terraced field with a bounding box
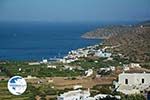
[0,80,34,100]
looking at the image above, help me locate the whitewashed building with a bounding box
[28,62,40,65]
[73,85,83,90]
[130,63,141,68]
[85,69,93,77]
[47,65,57,69]
[42,59,48,63]
[57,89,90,100]
[57,89,121,100]
[115,72,150,94]
[94,94,121,100]
[94,50,112,58]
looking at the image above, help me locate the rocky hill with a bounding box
[82,21,150,62]
[82,25,134,39]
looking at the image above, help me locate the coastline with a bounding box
[81,35,109,40]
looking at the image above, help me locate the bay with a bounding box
[0,22,101,60]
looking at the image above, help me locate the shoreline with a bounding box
[81,35,109,40]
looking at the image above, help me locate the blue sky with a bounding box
[0,0,150,22]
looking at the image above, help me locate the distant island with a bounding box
[82,21,150,63]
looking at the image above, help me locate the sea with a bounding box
[0,22,102,61]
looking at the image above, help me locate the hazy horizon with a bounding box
[0,0,149,22]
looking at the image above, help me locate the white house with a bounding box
[130,63,141,68]
[94,50,112,58]
[100,67,111,72]
[110,66,116,71]
[40,59,48,64]
[64,65,74,70]
[60,58,78,63]
[25,75,37,79]
[123,66,130,71]
[57,89,121,100]
[73,85,83,90]
[115,72,150,94]
[85,69,93,77]
[47,65,57,69]
[94,94,121,100]
[57,89,90,100]
[28,62,40,65]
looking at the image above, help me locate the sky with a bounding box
[0,0,150,22]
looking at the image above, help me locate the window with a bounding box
[142,78,144,84]
[125,79,128,84]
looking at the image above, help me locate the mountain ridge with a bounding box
[82,21,150,62]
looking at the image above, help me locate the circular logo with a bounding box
[8,76,27,95]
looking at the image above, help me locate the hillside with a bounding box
[82,25,134,39]
[82,21,150,62]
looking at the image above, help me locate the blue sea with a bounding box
[0,22,101,61]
